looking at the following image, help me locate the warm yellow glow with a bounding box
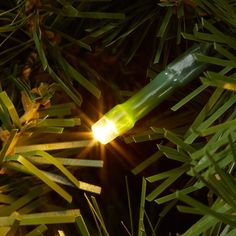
[58,230,66,236]
[223,83,236,91]
[92,117,119,144]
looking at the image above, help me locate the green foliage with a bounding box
[1,0,236,235]
[125,1,236,234]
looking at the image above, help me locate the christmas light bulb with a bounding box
[92,117,118,144]
[92,44,211,144]
[92,104,135,144]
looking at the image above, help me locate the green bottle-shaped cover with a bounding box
[92,44,211,144]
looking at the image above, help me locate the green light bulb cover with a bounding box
[92,43,211,144]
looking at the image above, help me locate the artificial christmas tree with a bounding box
[0,1,236,235]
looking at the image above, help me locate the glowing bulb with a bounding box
[92,44,211,144]
[92,117,119,144]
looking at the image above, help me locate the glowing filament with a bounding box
[92,117,119,144]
